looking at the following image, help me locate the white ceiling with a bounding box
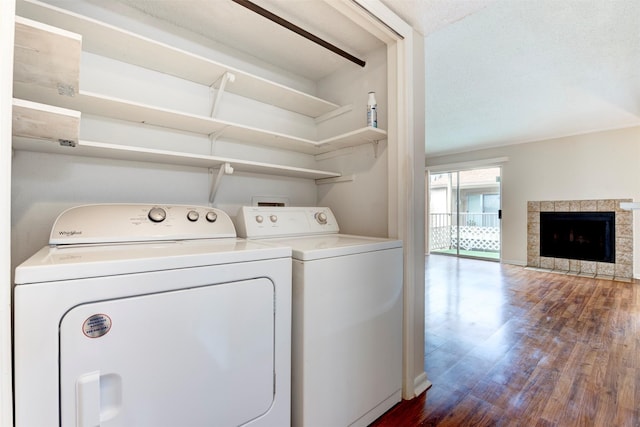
[112,0,640,157]
[383,0,640,156]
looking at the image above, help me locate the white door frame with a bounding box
[329,0,429,399]
[0,0,16,424]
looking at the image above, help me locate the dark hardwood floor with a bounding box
[372,255,640,426]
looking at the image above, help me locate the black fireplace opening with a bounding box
[540,211,615,263]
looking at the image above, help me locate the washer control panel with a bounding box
[235,206,339,238]
[50,204,236,245]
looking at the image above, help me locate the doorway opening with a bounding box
[428,167,501,260]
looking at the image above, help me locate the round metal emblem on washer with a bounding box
[82,314,112,338]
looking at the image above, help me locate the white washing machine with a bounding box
[13,204,292,427]
[236,206,403,427]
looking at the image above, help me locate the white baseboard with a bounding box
[501,259,526,266]
[413,372,432,397]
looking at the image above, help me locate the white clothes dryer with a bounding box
[236,206,403,427]
[14,204,292,427]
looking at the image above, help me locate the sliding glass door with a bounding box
[428,167,501,260]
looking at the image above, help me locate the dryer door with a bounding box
[59,277,275,427]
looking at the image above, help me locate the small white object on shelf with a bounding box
[367,91,377,128]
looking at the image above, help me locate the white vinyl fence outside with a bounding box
[430,213,499,252]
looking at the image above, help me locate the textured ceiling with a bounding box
[380,0,496,35]
[385,0,640,156]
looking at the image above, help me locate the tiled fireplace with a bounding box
[527,199,633,281]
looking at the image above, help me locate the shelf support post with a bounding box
[208,162,234,204]
[372,140,380,158]
[210,72,236,118]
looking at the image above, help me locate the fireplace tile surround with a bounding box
[527,199,633,281]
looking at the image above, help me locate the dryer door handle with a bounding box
[77,371,101,427]
[76,371,122,426]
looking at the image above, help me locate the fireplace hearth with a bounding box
[527,199,633,281]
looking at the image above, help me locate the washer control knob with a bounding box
[205,211,218,223]
[315,212,328,225]
[187,210,199,222]
[270,215,278,223]
[148,207,167,223]
[255,215,264,224]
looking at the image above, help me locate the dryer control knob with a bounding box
[255,215,264,223]
[205,211,218,222]
[315,212,328,224]
[270,215,278,223]
[148,207,167,223]
[187,210,199,222]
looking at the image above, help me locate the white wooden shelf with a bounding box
[317,127,388,151]
[12,136,342,181]
[12,98,80,144]
[13,11,388,156]
[14,16,81,97]
[16,0,340,118]
[11,100,341,180]
[12,0,386,183]
[13,86,387,155]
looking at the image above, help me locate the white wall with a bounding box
[425,126,640,278]
[316,143,390,237]
[316,46,389,237]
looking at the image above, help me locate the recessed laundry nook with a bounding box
[4,0,426,425]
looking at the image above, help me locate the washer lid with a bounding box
[15,239,290,284]
[259,234,402,260]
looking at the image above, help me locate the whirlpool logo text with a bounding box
[58,230,83,236]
